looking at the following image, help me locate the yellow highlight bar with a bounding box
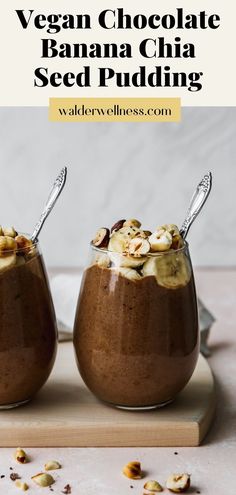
[49,98,181,122]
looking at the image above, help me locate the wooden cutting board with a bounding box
[0,342,215,447]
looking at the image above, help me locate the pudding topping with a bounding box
[0,227,35,273]
[91,219,189,288]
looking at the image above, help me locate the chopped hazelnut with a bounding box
[166,473,191,493]
[14,448,29,464]
[31,472,55,487]
[123,461,142,479]
[15,481,29,491]
[144,479,163,492]
[45,460,61,471]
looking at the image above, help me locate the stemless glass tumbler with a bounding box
[0,237,57,409]
[73,241,199,410]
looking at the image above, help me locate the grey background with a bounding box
[0,107,235,268]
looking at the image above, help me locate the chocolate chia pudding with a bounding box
[0,230,57,408]
[73,219,199,409]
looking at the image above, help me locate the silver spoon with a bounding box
[180,171,212,240]
[31,167,67,242]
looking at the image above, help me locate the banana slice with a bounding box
[149,230,172,252]
[0,254,16,273]
[143,252,191,289]
[94,252,111,268]
[142,255,158,277]
[114,266,141,281]
[108,231,128,253]
[108,227,140,253]
[2,226,17,238]
[0,236,17,254]
[110,251,146,268]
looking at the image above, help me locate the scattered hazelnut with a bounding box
[92,228,110,248]
[144,480,163,492]
[15,481,29,491]
[31,472,55,487]
[123,461,142,480]
[0,236,17,254]
[123,219,141,228]
[166,473,190,493]
[44,460,61,471]
[62,484,71,494]
[14,448,28,464]
[111,219,126,232]
[128,237,150,257]
[10,473,21,481]
[2,226,17,238]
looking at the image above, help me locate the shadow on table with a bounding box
[202,367,235,446]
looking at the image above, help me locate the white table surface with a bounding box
[0,268,235,495]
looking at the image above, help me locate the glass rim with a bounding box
[0,232,38,254]
[90,239,189,257]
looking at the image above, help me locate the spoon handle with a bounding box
[180,171,212,240]
[31,167,67,242]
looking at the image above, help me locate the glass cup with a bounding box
[73,242,199,410]
[0,236,57,409]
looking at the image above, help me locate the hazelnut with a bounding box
[149,230,172,252]
[166,473,190,493]
[111,219,126,232]
[15,235,33,254]
[32,472,55,487]
[171,234,183,250]
[123,219,141,228]
[14,448,28,464]
[44,460,61,471]
[159,224,179,236]
[15,481,29,491]
[144,480,163,492]
[122,461,142,479]
[118,226,140,238]
[138,230,152,238]
[128,237,150,257]
[92,228,110,248]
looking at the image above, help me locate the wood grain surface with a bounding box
[0,342,216,447]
